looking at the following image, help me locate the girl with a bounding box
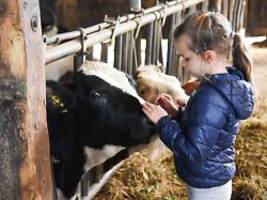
[142,12,254,200]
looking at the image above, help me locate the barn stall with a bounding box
[1,0,265,200]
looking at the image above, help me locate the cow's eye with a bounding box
[89,91,101,98]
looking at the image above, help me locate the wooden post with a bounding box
[0,1,53,199]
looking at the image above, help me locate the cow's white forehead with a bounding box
[81,61,144,104]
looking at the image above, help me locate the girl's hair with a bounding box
[173,12,252,82]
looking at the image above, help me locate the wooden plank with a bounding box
[0,1,53,199]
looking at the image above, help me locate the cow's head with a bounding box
[74,61,156,148]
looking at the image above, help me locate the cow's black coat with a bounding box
[46,71,155,198]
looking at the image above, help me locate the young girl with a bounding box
[142,12,254,200]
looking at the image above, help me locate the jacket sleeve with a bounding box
[157,100,227,163]
[171,107,184,123]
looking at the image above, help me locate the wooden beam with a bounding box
[0,1,53,199]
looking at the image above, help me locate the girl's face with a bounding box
[175,34,207,77]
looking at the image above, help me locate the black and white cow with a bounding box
[46,61,156,198]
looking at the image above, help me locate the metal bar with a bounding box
[135,34,142,66]
[145,23,154,65]
[101,42,109,62]
[114,35,123,70]
[45,22,108,45]
[44,1,181,45]
[232,0,237,31]
[155,20,162,65]
[235,0,242,32]
[238,0,245,32]
[127,31,134,75]
[87,46,94,60]
[45,0,205,64]
[172,11,181,76]
[228,0,235,23]
[152,21,158,64]
[44,15,136,45]
[158,31,164,67]
[166,14,176,75]
[132,36,138,75]
[122,33,129,72]
[74,53,83,77]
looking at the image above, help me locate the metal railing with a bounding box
[44,0,207,84]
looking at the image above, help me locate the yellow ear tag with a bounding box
[51,95,68,113]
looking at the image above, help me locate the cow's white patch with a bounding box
[83,144,125,171]
[81,61,145,104]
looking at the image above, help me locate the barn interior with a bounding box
[0,0,267,200]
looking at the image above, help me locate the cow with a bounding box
[134,65,189,105]
[46,61,156,198]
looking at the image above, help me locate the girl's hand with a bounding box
[156,94,178,117]
[142,102,168,124]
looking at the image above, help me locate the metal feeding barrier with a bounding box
[43,0,245,199]
[45,0,207,83]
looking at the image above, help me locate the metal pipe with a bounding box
[127,31,134,75]
[152,21,158,64]
[135,34,142,66]
[101,42,109,62]
[172,12,181,77]
[45,0,205,64]
[166,14,176,75]
[44,2,175,45]
[145,23,154,65]
[121,32,129,72]
[45,22,109,45]
[155,19,162,65]
[44,15,137,45]
[114,35,123,70]
[238,0,245,32]
[132,36,138,74]
[87,46,94,60]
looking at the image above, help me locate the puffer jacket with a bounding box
[157,67,254,188]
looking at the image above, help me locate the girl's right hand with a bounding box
[156,94,178,117]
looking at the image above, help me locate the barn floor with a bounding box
[93,39,267,200]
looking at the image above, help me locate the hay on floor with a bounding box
[94,115,267,200]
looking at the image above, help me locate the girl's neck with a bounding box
[206,60,229,75]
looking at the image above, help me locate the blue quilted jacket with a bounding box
[157,68,254,188]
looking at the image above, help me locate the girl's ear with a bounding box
[202,50,217,63]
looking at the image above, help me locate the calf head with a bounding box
[135,65,189,104]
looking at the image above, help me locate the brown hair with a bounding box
[173,11,252,82]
